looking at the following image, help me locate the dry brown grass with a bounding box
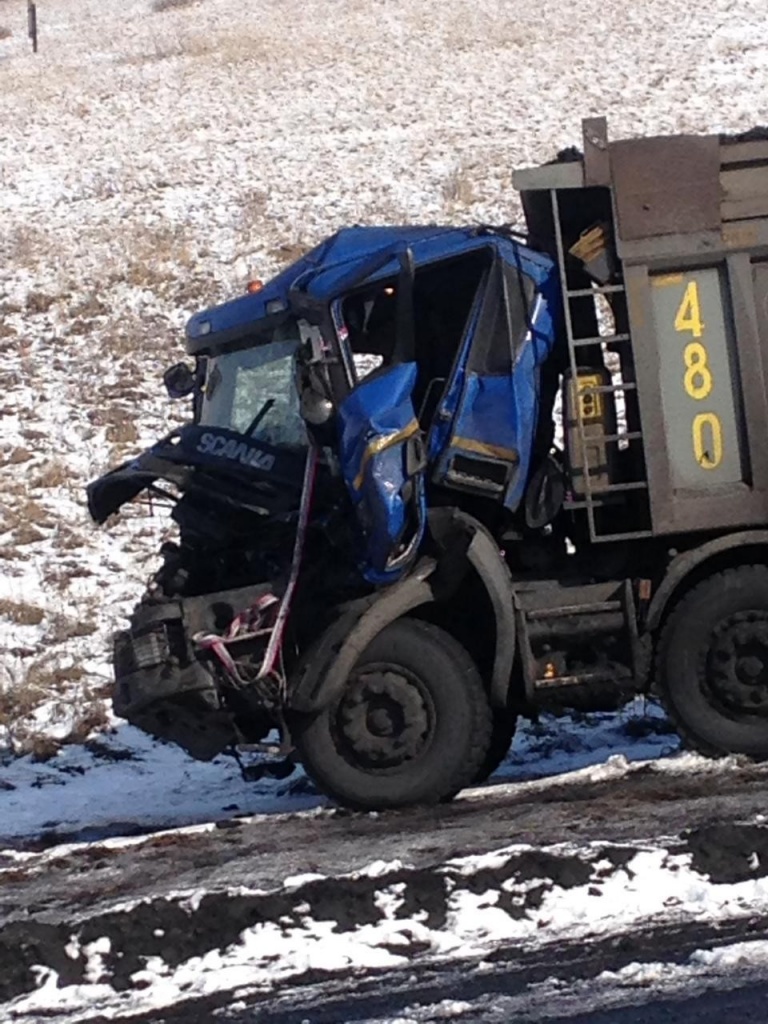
[105,407,139,444]
[5,226,48,271]
[201,30,274,65]
[2,447,33,467]
[25,290,59,314]
[12,524,47,546]
[20,427,47,443]
[0,327,18,352]
[54,525,86,552]
[116,37,187,66]
[0,657,67,746]
[151,0,198,11]
[240,188,269,226]
[103,222,196,296]
[0,659,110,760]
[268,241,310,268]
[406,7,526,53]
[26,658,85,692]
[0,599,45,626]
[4,498,55,531]
[69,294,110,319]
[116,25,273,68]
[66,704,110,744]
[46,612,98,643]
[0,681,42,728]
[0,28,11,42]
[44,564,95,591]
[23,735,62,762]
[442,164,477,208]
[31,459,70,489]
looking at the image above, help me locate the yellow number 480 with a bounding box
[683,342,713,400]
[693,412,723,469]
[675,281,705,338]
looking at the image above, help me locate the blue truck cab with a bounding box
[89,118,768,810]
[184,225,560,583]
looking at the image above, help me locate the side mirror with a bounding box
[163,362,196,400]
[300,387,334,426]
[295,351,334,426]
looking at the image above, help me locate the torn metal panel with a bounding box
[582,116,611,187]
[610,134,721,241]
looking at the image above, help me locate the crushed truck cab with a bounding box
[182,224,560,583]
[89,118,768,809]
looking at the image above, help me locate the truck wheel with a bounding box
[293,618,493,810]
[657,565,768,758]
[472,713,515,784]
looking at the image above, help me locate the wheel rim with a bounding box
[335,664,434,772]
[708,612,768,719]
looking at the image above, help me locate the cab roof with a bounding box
[186,224,553,355]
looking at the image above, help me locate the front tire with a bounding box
[657,565,768,758]
[472,712,516,784]
[293,618,493,810]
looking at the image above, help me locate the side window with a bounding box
[340,249,491,387]
[466,261,536,376]
[343,287,398,381]
[506,264,537,351]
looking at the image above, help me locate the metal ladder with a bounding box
[514,578,643,694]
[549,190,653,543]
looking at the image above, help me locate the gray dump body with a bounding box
[515,117,768,542]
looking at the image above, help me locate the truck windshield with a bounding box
[199,325,305,449]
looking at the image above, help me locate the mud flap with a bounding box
[337,362,426,584]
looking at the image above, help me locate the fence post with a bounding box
[27,1,37,54]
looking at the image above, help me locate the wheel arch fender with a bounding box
[290,511,516,714]
[440,511,516,709]
[647,530,768,633]
[290,559,438,713]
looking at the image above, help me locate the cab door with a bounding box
[430,253,554,511]
[336,361,426,585]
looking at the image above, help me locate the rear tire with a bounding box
[293,618,493,810]
[657,565,768,758]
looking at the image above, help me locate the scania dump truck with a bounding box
[88,117,768,809]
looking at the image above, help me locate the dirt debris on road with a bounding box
[4,761,768,1019]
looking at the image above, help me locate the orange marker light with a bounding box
[247,279,264,294]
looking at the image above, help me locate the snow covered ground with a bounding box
[1,0,768,1015]
[0,699,677,846]
[6,816,768,1021]
[1,0,767,759]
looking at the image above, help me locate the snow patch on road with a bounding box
[0,698,678,846]
[6,828,768,1020]
[362,939,768,1023]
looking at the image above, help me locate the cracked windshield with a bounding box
[200,324,305,449]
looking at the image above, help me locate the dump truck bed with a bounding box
[515,118,768,542]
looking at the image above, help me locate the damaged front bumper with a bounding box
[113,583,276,761]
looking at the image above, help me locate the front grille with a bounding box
[114,624,171,677]
[133,626,171,668]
